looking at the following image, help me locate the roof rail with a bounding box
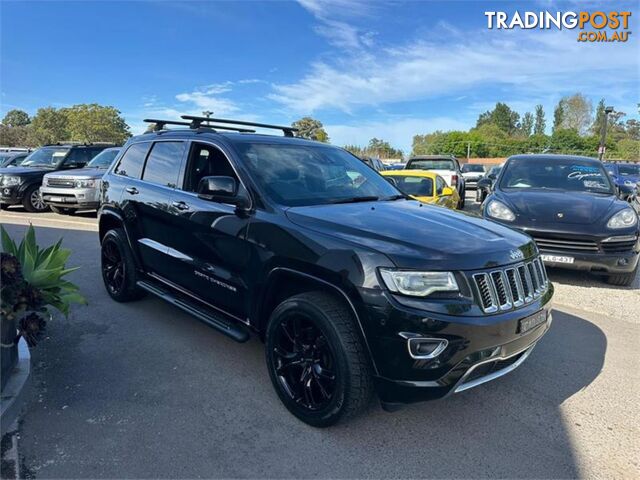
[44,141,116,147]
[143,118,256,133]
[181,115,298,137]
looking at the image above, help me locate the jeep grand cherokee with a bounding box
[98,116,553,427]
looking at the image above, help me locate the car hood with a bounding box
[0,166,52,176]
[44,168,105,179]
[497,190,617,225]
[285,200,537,270]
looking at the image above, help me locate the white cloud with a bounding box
[174,82,239,115]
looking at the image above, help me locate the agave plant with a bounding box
[1,225,86,318]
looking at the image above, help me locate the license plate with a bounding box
[540,254,574,264]
[518,310,547,334]
[48,196,65,202]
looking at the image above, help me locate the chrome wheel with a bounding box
[30,189,47,211]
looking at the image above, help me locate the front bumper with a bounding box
[362,286,553,405]
[539,248,639,274]
[0,185,24,205]
[40,186,100,209]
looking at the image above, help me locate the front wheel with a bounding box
[606,264,638,287]
[265,291,373,427]
[22,185,49,212]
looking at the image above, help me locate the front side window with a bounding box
[388,175,434,197]
[236,143,399,206]
[142,142,185,187]
[436,176,446,195]
[618,164,640,176]
[114,142,150,179]
[500,157,613,194]
[407,159,455,171]
[21,147,70,167]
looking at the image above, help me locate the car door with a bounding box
[161,140,252,321]
[116,140,187,278]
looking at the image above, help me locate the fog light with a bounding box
[399,333,448,360]
[3,188,10,195]
[617,258,629,266]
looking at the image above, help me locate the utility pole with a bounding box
[466,142,471,161]
[202,110,213,119]
[598,106,614,161]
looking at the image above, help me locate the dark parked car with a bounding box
[99,116,553,427]
[405,155,465,208]
[475,164,503,203]
[604,162,640,202]
[0,143,114,212]
[483,154,639,286]
[461,163,486,190]
[0,151,29,168]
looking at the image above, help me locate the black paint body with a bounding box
[99,131,553,405]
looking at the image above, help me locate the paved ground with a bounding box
[1,194,639,478]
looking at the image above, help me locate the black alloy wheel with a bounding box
[272,315,337,412]
[100,228,145,302]
[102,237,125,296]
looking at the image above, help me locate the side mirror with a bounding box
[442,186,454,196]
[197,176,249,209]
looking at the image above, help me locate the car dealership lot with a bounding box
[1,194,639,478]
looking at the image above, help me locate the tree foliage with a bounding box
[344,138,403,159]
[29,107,69,146]
[557,93,592,135]
[521,112,534,137]
[534,105,546,135]
[291,117,329,142]
[476,102,520,135]
[2,109,31,127]
[65,104,130,143]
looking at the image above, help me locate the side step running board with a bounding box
[136,280,250,343]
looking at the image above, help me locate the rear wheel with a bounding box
[265,291,373,427]
[101,228,145,302]
[606,264,638,287]
[22,185,48,212]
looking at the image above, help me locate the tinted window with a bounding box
[88,148,121,169]
[142,142,185,187]
[115,142,150,179]
[387,175,433,196]
[236,143,399,206]
[64,149,92,167]
[184,143,238,192]
[407,159,455,170]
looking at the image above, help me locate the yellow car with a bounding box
[381,170,460,209]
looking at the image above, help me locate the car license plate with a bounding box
[48,196,65,202]
[540,254,574,264]
[518,310,547,334]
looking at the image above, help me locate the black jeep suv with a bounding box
[98,116,553,427]
[0,143,115,212]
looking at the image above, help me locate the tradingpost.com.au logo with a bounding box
[485,11,632,42]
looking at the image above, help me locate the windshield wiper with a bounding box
[328,196,380,204]
[383,194,407,201]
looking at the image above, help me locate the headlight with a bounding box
[1,176,22,186]
[379,269,458,297]
[486,199,516,221]
[75,179,96,188]
[607,208,638,229]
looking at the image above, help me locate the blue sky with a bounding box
[1,0,638,152]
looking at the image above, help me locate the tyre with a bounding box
[0,204,9,210]
[101,228,145,302]
[457,189,465,209]
[606,264,638,287]
[22,185,49,213]
[50,206,75,215]
[265,291,373,427]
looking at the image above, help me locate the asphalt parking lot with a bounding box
[1,192,638,478]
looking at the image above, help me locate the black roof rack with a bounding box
[181,115,298,137]
[143,118,256,133]
[44,141,117,146]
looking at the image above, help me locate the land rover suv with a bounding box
[98,116,553,427]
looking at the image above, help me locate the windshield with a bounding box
[462,164,484,173]
[618,164,640,176]
[500,157,613,194]
[386,175,434,197]
[406,159,454,170]
[21,147,70,167]
[236,143,400,207]
[88,149,120,169]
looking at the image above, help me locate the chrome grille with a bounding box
[473,258,549,313]
[46,177,76,188]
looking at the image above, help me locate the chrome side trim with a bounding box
[454,344,536,394]
[138,238,194,261]
[398,333,449,360]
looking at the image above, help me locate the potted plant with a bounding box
[1,225,85,391]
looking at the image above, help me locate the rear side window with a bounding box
[142,141,185,188]
[115,142,151,179]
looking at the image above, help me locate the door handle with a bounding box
[125,187,139,195]
[172,200,190,211]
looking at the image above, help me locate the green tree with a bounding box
[291,117,329,142]
[476,102,520,135]
[0,125,32,147]
[29,107,69,145]
[558,93,592,135]
[2,109,31,127]
[591,99,606,135]
[534,104,546,135]
[65,104,130,143]
[552,102,564,133]
[521,112,534,137]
